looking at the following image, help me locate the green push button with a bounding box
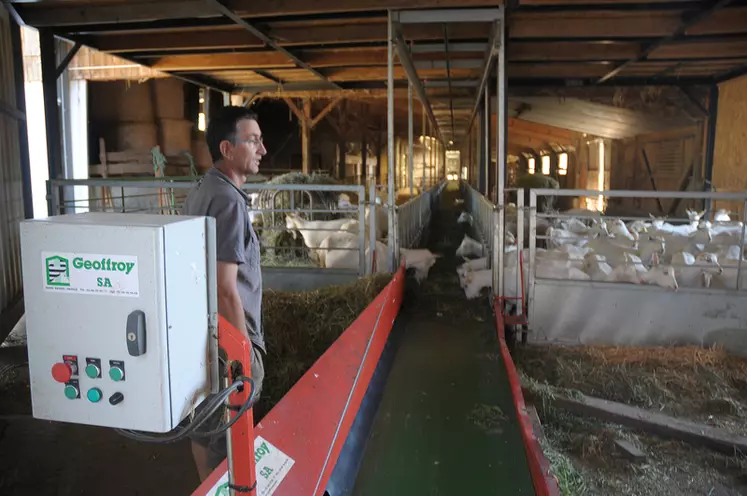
[64,385,79,399]
[85,363,100,379]
[87,388,103,403]
[109,366,124,382]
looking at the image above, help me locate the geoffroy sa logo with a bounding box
[72,257,136,275]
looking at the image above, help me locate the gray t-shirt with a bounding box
[182,167,265,353]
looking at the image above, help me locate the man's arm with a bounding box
[216,261,249,339]
[209,195,250,338]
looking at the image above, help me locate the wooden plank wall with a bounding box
[610,125,704,217]
[713,74,747,216]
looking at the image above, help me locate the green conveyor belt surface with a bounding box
[352,183,536,496]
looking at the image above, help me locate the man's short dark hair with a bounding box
[206,106,259,163]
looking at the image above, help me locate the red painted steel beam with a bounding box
[192,264,406,496]
[494,301,561,496]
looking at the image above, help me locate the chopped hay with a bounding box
[468,404,507,434]
[515,344,747,433]
[517,344,747,495]
[536,402,747,496]
[256,274,392,415]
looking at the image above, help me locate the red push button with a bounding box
[52,362,72,383]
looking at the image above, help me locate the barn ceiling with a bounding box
[7,0,747,148]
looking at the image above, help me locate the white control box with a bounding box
[20,212,217,433]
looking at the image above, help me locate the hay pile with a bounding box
[515,344,747,432]
[256,274,392,415]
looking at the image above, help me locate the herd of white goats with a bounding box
[259,190,747,299]
[456,204,747,300]
[251,192,441,282]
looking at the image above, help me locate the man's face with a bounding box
[225,118,267,175]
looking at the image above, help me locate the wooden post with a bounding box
[302,98,311,174]
[361,135,368,186]
[336,141,345,180]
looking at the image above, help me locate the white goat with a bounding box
[400,248,442,283]
[640,265,679,290]
[456,234,484,258]
[607,219,637,241]
[457,212,473,225]
[285,213,358,261]
[319,232,388,273]
[713,209,732,222]
[671,251,722,288]
[626,219,652,236]
[582,253,613,281]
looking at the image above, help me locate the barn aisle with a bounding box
[351,182,535,495]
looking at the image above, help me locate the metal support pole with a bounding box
[10,16,33,219]
[737,199,746,290]
[528,191,537,323]
[496,10,506,301]
[387,10,397,272]
[484,87,490,197]
[369,184,377,273]
[408,82,414,197]
[421,102,426,191]
[516,189,524,317]
[704,84,719,215]
[358,197,367,275]
[40,29,64,216]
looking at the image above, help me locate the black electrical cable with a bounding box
[114,376,256,444]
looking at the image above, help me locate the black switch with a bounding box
[109,392,124,405]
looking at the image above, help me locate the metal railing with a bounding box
[396,180,444,251]
[47,178,373,275]
[526,189,747,304]
[461,181,495,262]
[494,189,525,318]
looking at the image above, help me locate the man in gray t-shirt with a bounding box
[181,106,267,481]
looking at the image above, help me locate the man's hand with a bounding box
[216,261,249,339]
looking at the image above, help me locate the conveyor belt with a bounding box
[349,183,536,495]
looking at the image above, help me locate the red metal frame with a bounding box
[193,265,406,496]
[217,314,257,493]
[494,302,560,496]
[497,249,528,327]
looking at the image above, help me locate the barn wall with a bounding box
[713,74,747,215]
[609,125,704,216]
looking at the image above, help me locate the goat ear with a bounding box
[698,210,706,218]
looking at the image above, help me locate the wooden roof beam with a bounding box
[509,6,747,39]
[597,0,739,84]
[205,0,340,89]
[16,0,503,28]
[88,21,490,54]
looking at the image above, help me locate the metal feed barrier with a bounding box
[396,180,444,251]
[461,181,495,261]
[47,178,373,276]
[519,188,747,349]
[459,182,525,317]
